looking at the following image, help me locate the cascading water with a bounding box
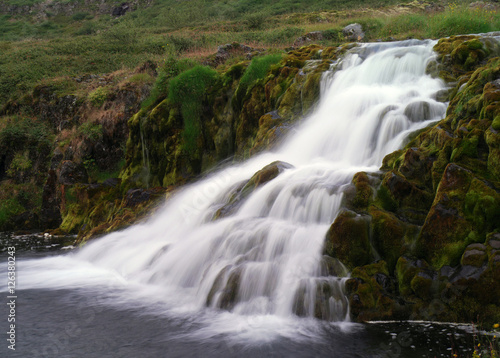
[14,40,448,338]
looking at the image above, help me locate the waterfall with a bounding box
[16,40,447,330]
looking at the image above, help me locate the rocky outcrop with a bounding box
[121,44,340,190]
[0,66,152,233]
[329,37,500,325]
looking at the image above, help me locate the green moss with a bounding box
[234,54,282,106]
[410,273,435,301]
[492,116,500,131]
[370,206,405,272]
[375,184,398,212]
[396,256,420,297]
[351,172,373,209]
[88,86,109,107]
[324,210,373,270]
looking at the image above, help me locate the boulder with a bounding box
[342,23,364,42]
[213,161,293,220]
[324,210,373,270]
[112,3,130,17]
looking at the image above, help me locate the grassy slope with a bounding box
[1,0,499,108]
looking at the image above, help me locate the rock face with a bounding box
[331,36,500,325]
[0,67,152,233]
[59,161,88,185]
[122,44,339,190]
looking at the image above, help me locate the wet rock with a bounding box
[314,279,348,320]
[319,255,349,277]
[324,210,373,270]
[213,161,293,220]
[218,268,241,310]
[404,101,433,122]
[206,265,232,307]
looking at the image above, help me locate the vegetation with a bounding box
[1,1,499,108]
[234,54,283,107]
[168,65,219,155]
[0,0,499,329]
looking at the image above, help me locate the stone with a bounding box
[293,31,324,47]
[112,3,130,17]
[342,23,365,42]
[324,210,373,270]
[461,249,487,267]
[58,160,88,185]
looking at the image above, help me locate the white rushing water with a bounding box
[15,40,448,339]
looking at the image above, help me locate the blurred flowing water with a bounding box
[1,40,475,357]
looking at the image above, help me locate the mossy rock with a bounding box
[369,206,406,272]
[485,127,500,180]
[351,172,374,209]
[396,256,435,298]
[464,178,500,233]
[324,209,373,270]
[460,244,487,267]
[218,267,242,310]
[418,164,474,268]
[347,261,404,321]
[410,271,436,301]
[213,161,293,220]
[377,171,433,222]
[433,35,492,82]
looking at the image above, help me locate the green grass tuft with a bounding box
[168,65,219,155]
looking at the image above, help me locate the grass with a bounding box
[168,65,219,155]
[0,1,499,110]
[234,53,283,108]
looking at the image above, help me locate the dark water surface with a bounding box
[0,234,489,358]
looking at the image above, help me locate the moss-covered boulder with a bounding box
[369,206,406,271]
[324,209,373,270]
[212,161,293,220]
[346,261,404,321]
